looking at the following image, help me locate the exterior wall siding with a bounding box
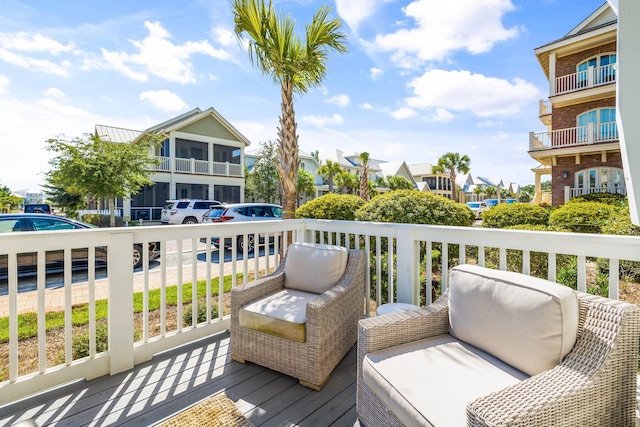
[179,116,237,140]
[552,152,623,206]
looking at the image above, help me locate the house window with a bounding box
[577,53,616,86]
[213,145,241,164]
[577,108,617,142]
[574,167,624,195]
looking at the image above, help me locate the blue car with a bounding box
[484,199,499,207]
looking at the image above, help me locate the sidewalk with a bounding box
[0,241,267,317]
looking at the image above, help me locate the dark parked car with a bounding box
[0,214,160,279]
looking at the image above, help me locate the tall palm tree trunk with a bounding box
[275,80,299,220]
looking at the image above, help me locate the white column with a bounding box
[614,0,640,224]
[549,52,557,96]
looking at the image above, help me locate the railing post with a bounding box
[587,65,595,87]
[396,227,419,305]
[108,231,135,375]
[190,158,196,173]
[587,122,595,144]
[564,186,571,204]
[226,162,230,176]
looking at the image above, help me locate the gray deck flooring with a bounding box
[0,332,361,427]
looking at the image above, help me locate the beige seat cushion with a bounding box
[239,289,317,343]
[283,242,348,294]
[363,334,529,427]
[448,264,579,376]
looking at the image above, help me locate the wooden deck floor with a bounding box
[0,332,361,427]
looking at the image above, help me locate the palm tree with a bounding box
[232,0,347,219]
[335,171,358,194]
[432,152,471,201]
[359,152,371,202]
[317,159,343,193]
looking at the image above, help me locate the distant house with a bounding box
[529,3,621,205]
[96,107,250,221]
[408,163,453,199]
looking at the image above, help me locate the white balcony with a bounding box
[152,156,243,177]
[529,122,619,151]
[1,219,639,423]
[554,64,616,96]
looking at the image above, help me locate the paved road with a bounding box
[0,239,273,317]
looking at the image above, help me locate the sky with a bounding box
[0,0,608,192]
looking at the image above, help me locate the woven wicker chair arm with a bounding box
[467,296,640,427]
[358,292,450,356]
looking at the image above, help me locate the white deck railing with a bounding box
[151,156,243,177]
[2,219,640,403]
[529,122,619,151]
[554,64,616,96]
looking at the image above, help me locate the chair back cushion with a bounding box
[448,264,579,376]
[284,242,348,294]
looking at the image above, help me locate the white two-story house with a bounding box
[96,107,250,221]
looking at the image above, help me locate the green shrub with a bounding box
[549,202,618,234]
[481,204,549,229]
[355,190,474,226]
[600,206,640,236]
[70,323,141,359]
[80,214,124,227]
[296,194,365,220]
[567,192,627,206]
[183,302,219,326]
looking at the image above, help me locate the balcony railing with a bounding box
[539,99,552,117]
[569,185,627,200]
[152,156,243,177]
[529,122,619,151]
[2,219,640,404]
[554,64,616,96]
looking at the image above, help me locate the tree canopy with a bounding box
[246,140,280,203]
[45,133,160,226]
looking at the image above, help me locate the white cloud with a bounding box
[326,94,350,107]
[360,102,373,110]
[364,0,521,67]
[390,107,418,120]
[0,32,75,54]
[0,75,8,94]
[477,119,502,128]
[0,48,70,76]
[336,0,388,33]
[211,27,236,48]
[87,21,231,84]
[405,69,540,117]
[370,67,383,80]
[302,114,344,127]
[430,108,454,122]
[139,90,188,113]
[42,87,65,98]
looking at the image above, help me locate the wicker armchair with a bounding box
[357,271,640,426]
[231,245,365,390]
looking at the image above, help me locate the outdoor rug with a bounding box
[157,393,254,427]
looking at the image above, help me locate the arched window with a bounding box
[577,108,617,143]
[577,53,616,86]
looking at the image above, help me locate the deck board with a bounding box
[0,332,359,427]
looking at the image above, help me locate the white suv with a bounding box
[161,199,221,224]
